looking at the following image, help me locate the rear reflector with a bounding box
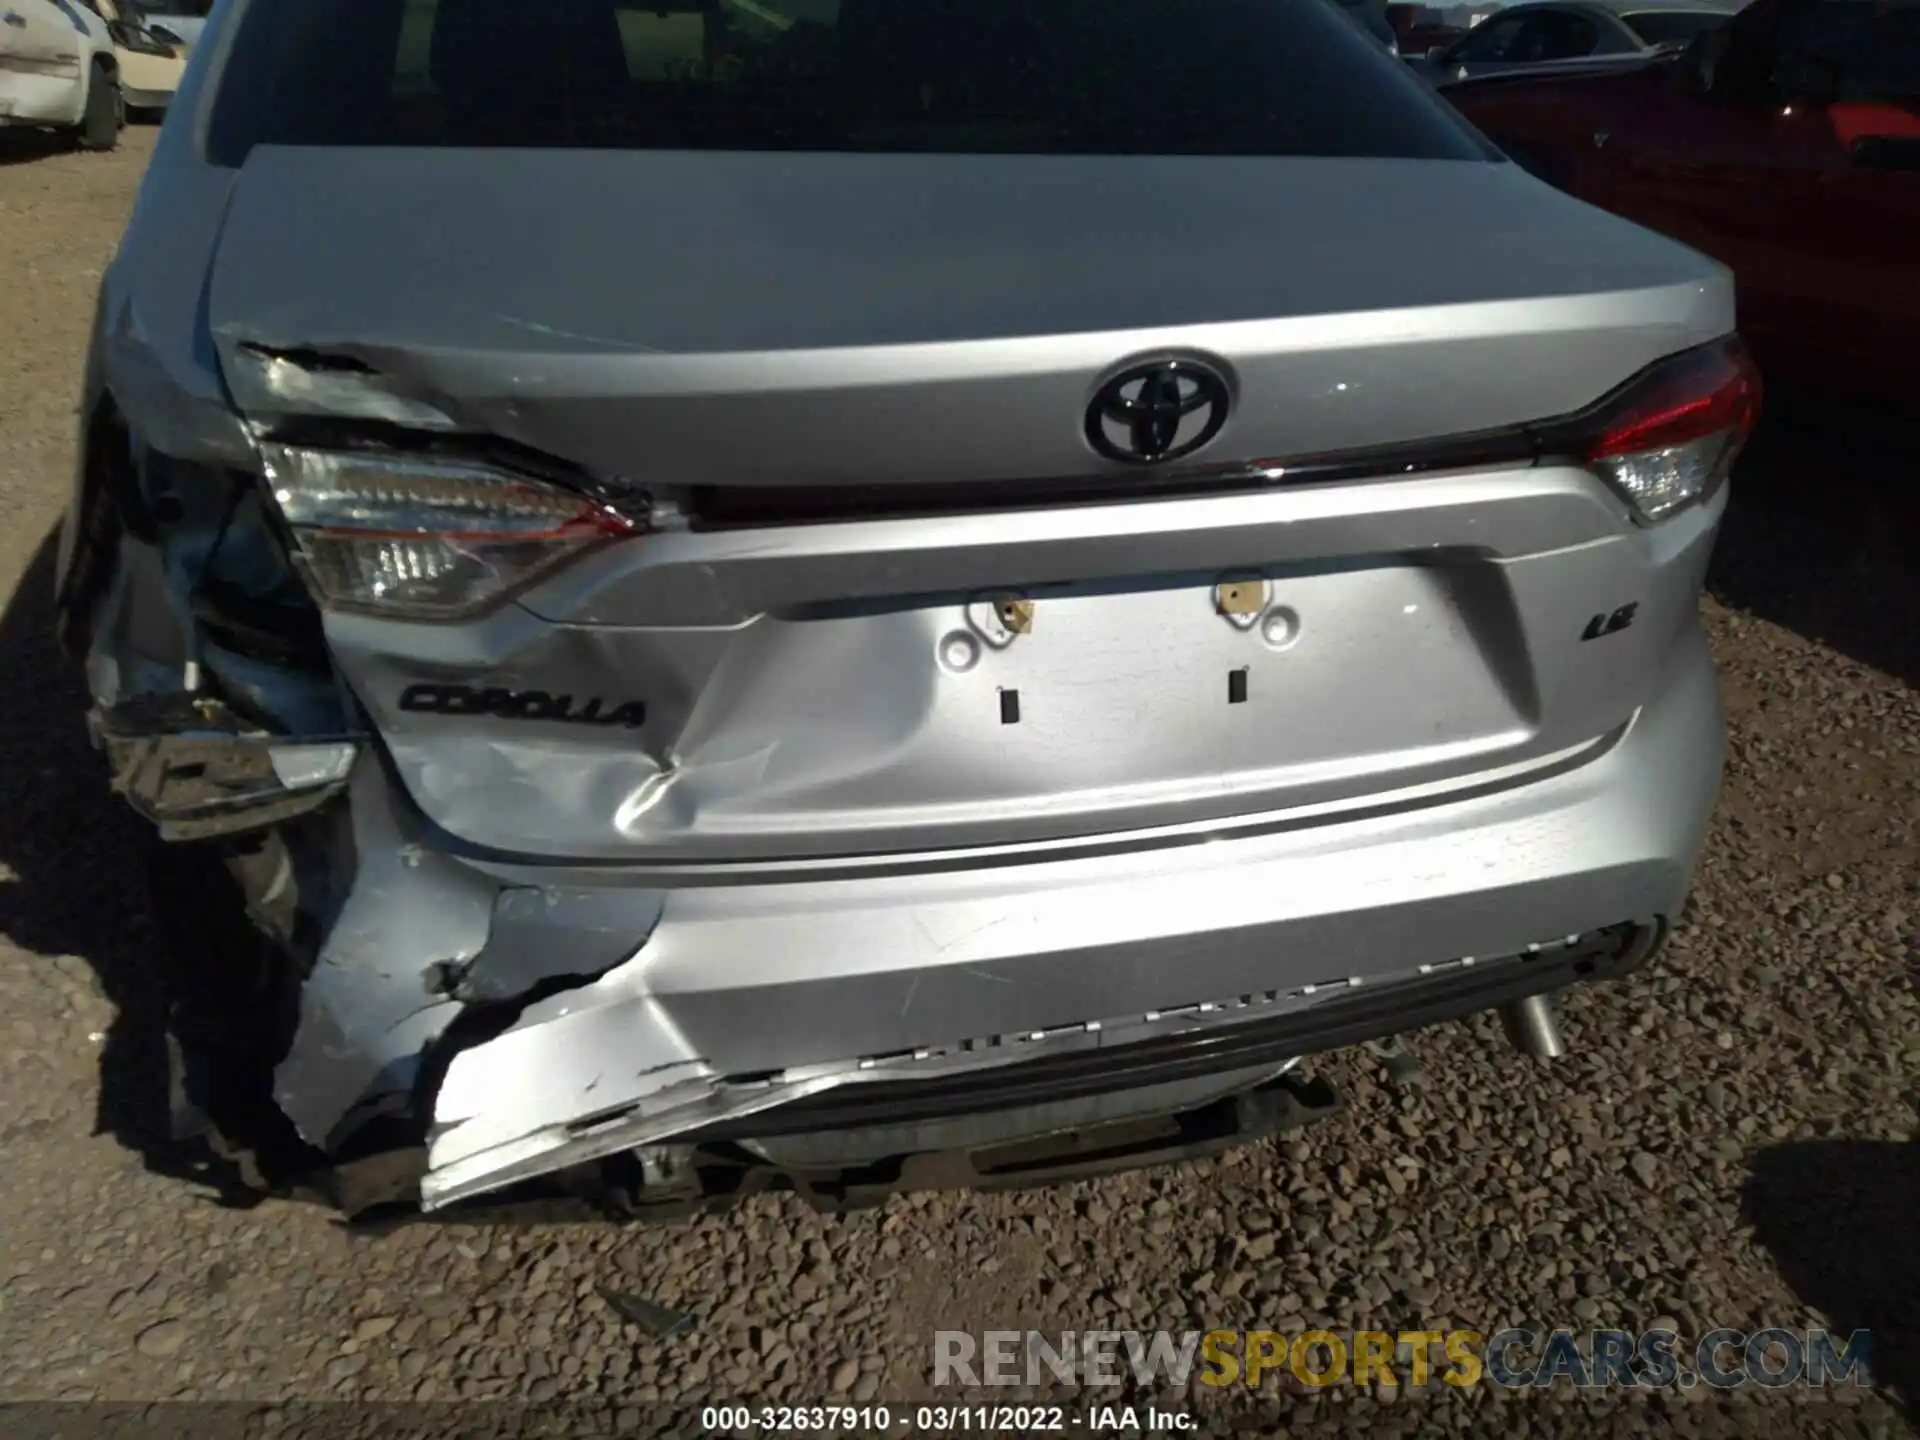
[259,445,638,619]
[1572,336,1762,522]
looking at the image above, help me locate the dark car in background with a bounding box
[1388,2,1469,52]
[1444,0,1919,407]
[1410,0,1746,80]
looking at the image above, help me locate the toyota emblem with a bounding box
[1086,358,1232,465]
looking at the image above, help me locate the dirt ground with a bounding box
[0,125,1914,1435]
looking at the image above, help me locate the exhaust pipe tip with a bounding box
[1501,992,1567,1059]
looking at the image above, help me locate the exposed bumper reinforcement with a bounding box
[765,1069,1350,1211]
[94,693,359,841]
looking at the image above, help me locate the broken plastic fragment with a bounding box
[598,1288,692,1338]
[1365,1035,1426,1088]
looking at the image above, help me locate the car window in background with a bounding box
[1620,9,1731,45]
[1449,10,1528,56]
[207,0,1490,162]
[1517,8,1602,57]
[1767,0,1920,102]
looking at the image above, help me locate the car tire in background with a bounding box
[77,62,123,152]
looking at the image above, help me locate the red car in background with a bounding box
[1443,0,1919,409]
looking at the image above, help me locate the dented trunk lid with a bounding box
[205,148,1724,485]
[206,147,1732,862]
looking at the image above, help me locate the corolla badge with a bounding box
[398,684,646,728]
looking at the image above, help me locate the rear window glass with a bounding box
[1522,9,1601,57]
[204,0,1488,162]
[1449,12,1526,57]
[1622,9,1731,45]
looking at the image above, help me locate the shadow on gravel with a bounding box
[1742,1139,1920,1418]
[0,531,266,1205]
[0,130,80,168]
[1713,395,1920,690]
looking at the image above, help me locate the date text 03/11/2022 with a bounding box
[698,1405,1198,1433]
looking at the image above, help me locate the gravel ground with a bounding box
[0,127,1914,1436]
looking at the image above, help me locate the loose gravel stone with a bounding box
[133,1321,185,1360]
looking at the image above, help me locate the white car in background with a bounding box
[0,0,121,148]
[98,0,187,113]
[126,0,206,47]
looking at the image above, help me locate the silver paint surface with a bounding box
[61,0,1736,1201]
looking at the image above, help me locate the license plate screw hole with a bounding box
[939,631,982,673]
[1261,606,1301,651]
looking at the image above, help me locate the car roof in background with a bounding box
[1493,0,1745,16]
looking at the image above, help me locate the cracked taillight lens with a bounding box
[1579,336,1762,522]
[259,445,637,619]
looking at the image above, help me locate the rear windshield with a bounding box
[1621,9,1732,45]
[204,0,1487,162]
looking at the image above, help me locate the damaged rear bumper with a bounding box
[274,628,1718,1210]
[426,921,1662,1208]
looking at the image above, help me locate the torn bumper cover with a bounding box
[423,923,1659,1210]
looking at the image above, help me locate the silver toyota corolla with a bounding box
[57,0,1756,1213]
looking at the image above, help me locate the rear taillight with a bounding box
[1573,336,1762,523]
[259,446,638,620]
